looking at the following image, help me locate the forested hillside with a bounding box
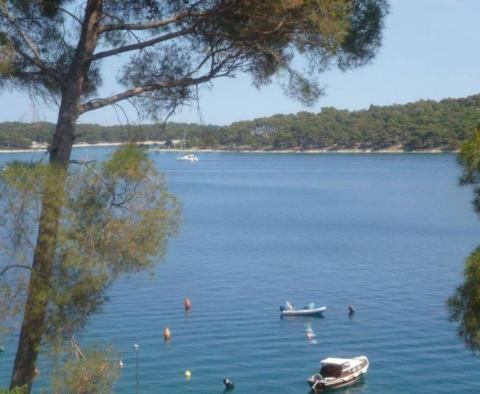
[1,94,479,151]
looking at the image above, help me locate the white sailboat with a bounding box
[177,129,199,162]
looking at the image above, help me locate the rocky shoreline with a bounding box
[0,141,456,154]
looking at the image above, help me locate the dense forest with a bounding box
[1,94,479,151]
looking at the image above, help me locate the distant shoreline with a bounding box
[0,141,457,154]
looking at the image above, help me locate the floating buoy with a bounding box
[184,297,192,311]
[185,370,192,380]
[34,367,40,377]
[163,327,172,341]
[119,360,124,368]
[348,304,356,315]
[223,378,235,390]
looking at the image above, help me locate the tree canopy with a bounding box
[0,144,180,390]
[448,248,480,353]
[0,93,478,152]
[0,1,388,391]
[0,0,388,121]
[448,125,480,353]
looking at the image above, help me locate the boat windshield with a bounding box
[320,364,343,378]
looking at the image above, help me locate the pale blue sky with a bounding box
[0,0,479,126]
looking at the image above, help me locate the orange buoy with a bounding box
[184,297,192,311]
[163,327,172,341]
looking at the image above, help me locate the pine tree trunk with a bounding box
[9,110,75,391]
[9,1,103,390]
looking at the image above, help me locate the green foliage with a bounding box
[458,125,480,183]
[0,162,59,338]
[0,39,14,76]
[0,122,53,148]
[0,0,388,119]
[0,386,28,394]
[448,249,480,352]
[448,126,480,353]
[1,94,479,152]
[457,125,480,214]
[51,346,121,394]
[0,145,180,347]
[1,1,389,390]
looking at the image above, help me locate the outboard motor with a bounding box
[280,305,285,312]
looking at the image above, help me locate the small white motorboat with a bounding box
[307,356,369,392]
[177,153,199,162]
[280,302,326,317]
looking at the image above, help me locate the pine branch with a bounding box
[1,7,64,85]
[0,264,32,277]
[99,10,207,33]
[91,27,195,61]
[78,62,234,114]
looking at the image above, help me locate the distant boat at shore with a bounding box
[177,153,199,162]
[177,129,199,162]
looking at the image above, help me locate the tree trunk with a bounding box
[9,93,79,390]
[9,1,103,390]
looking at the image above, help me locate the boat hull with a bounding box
[281,306,326,317]
[308,356,368,392]
[177,156,198,162]
[309,373,362,392]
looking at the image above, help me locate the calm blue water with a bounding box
[1,150,479,393]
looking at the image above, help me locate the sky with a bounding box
[0,0,479,126]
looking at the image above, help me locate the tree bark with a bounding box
[9,0,103,390]
[9,144,69,391]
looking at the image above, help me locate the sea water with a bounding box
[0,150,479,393]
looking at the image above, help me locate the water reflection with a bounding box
[305,323,318,345]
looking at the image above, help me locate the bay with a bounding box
[0,150,479,393]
